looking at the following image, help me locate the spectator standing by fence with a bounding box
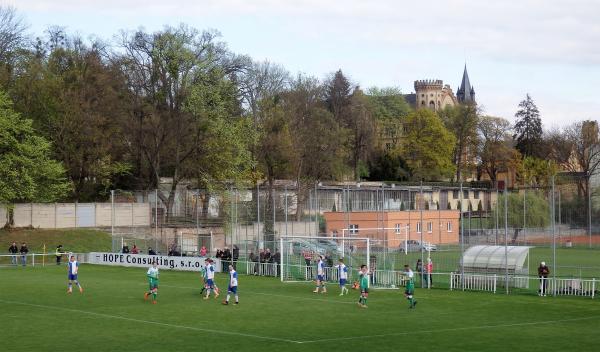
[55,245,63,265]
[9,242,18,266]
[232,245,239,269]
[303,250,313,280]
[249,252,258,275]
[538,261,550,296]
[20,242,28,266]
[426,257,433,288]
[416,258,423,287]
[222,247,232,272]
[273,250,281,277]
[122,244,130,254]
[131,245,139,254]
[199,246,207,257]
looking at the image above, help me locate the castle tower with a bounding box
[414,79,457,111]
[456,65,476,104]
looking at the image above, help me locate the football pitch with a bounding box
[1,265,599,352]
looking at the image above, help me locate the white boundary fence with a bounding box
[0,253,88,267]
[449,272,596,298]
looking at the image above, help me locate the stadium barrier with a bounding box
[450,272,498,293]
[449,272,596,298]
[0,253,87,267]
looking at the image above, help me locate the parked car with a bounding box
[291,240,326,256]
[317,239,343,254]
[399,240,437,253]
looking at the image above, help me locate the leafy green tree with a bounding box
[520,156,557,188]
[401,109,456,181]
[284,74,346,220]
[439,104,479,181]
[366,150,409,181]
[477,116,520,185]
[0,91,71,206]
[256,98,294,237]
[116,25,251,218]
[514,94,543,158]
[497,191,549,242]
[11,31,131,200]
[325,70,373,181]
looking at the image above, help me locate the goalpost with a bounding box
[279,235,370,284]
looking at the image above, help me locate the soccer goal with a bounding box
[279,235,370,284]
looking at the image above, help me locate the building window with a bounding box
[474,191,480,199]
[463,190,469,199]
[447,222,452,232]
[427,222,433,233]
[349,224,359,235]
[416,222,422,233]
[453,190,459,199]
[395,223,402,234]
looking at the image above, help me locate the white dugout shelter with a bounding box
[460,245,531,276]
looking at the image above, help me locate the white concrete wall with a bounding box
[11,202,151,228]
[0,206,7,227]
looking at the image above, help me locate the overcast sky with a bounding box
[9,0,600,128]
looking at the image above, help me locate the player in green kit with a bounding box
[357,265,369,308]
[144,261,159,304]
[404,264,417,309]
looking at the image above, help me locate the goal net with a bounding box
[279,235,370,284]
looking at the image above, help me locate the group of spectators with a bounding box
[216,245,239,271]
[248,248,281,276]
[122,244,157,255]
[8,242,28,266]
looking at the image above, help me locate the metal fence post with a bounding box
[552,175,557,297]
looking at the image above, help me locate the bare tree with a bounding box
[477,116,520,185]
[563,121,600,197]
[0,6,27,62]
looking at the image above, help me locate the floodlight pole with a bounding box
[111,190,115,252]
[279,236,284,282]
[284,186,288,238]
[552,175,557,297]
[504,180,509,294]
[460,182,464,291]
[257,183,260,249]
[420,181,424,288]
[523,186,526,245]
[588,175,592,249]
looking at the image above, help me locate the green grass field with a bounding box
[1,265,599,351]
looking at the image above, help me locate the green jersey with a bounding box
[147,267,159,286]
[359,273,369,290]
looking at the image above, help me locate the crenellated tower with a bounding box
[414,79,457,111]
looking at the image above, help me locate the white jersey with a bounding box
[206,264,215,280]
[336,264,348,280]
[68,261,78,275]
[147,266,159,279]
[229,270,238,287]
[317,260,325,276]
[405,269,414,279]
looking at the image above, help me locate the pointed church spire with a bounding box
[457,64,475,103]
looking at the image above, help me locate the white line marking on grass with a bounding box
[0,299,303,344]
[296,315,600,344]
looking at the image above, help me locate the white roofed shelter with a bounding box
[460,245,531,276]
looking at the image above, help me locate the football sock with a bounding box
[235,295,238,303]
[226,294,230,302]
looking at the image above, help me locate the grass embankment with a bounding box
[0,228,112,253]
